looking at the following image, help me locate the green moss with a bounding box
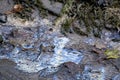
[104,49,120,59]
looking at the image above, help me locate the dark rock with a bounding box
[38,62,84,80]
[52,62,84,80]
[111,32,120,42]
[39,67,60,78]
[49,28,53,32]
[61,62,84,74]
[0,35,3,43]
[0,13,7,23]
[0,59,16,67]
[0,59,40,80]
[81,0,113,7]
[105,24,117,31]
[98,0,113,6]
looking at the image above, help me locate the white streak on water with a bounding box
[50,37,83,67]
[1,37,83,73]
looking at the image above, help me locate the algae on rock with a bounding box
[104,49,120,59]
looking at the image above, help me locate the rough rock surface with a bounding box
[0,0,120,80]
[41,0,63,15]
[0,0,14,14]
[0,13,7,23]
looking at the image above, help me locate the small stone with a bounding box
[0,35,3,43]
[49,28,53,31]
[0,13,7,23]
[111,32,120,42]
[62,62,84,74]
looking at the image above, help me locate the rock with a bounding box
[9,28,36,48]
[52,62,84,80]
[113,73,120,80]
[40,0,63,15]
[112,58,120,71]
[0,13,7,23]
[105,24,116,31]
[0,0,14,14]
[0,59,40,80]
[98,0,113,7]
[0,35,3,43]
[38,62,84,80]
[94,40,106,49]
[111,32,120,42]
[0,59,16,67]
[61,62,84,75]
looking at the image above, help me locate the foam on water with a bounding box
[50,37,83,67]
[7,37,83,73]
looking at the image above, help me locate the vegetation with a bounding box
[13,0,47,20]
[59,0,120,37]
[104,49,120,59]
[13,0,120,37]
